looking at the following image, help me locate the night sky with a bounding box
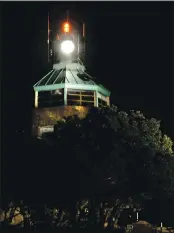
[2,2,174,145]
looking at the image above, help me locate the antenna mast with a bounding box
[82,22,86,62]
[66,10,69,22]
[47,12,50,63]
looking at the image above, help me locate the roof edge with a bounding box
[34,83,110,96]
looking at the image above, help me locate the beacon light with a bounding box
[60,40,75,54]
[63,22,70,33]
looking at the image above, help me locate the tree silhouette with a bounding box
[3,105,174,227]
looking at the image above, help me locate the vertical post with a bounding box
[64,87,67,105]
[161,222,163,233]
[94,91,96,107]
[106,96,110,107]
[35,91,38,108]
[83,22,85,38]
[80,91,82,105]
[77,34,80,60]
[66,10,69,21]
[94,91,98,107]
[47,12,50,63]
[82,23,85,61]
[136,212,139,222]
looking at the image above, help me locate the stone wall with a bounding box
[32,105,89,137]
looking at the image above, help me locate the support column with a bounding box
[64,87,67,105]
[106,96,110,107]
[35,91,38,108]
[80,91,82,105]
[94,91,98,107]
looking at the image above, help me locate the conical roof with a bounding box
[34,61,110,96]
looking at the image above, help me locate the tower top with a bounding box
[32,13,111,138]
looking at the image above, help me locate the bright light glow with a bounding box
[104,222,108,228]
[61,40,75,54]
[63,22,70,33]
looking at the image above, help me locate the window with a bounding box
[98,98,107,108]
[67,89,95,106]
[38,89,64,108]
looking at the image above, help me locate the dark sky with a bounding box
[2,2,174,141]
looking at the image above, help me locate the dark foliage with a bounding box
[3,105,174,226]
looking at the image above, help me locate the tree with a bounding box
[53,105,174,225]
[7,106,172,227]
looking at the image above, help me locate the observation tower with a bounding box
[32,13,111,138]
